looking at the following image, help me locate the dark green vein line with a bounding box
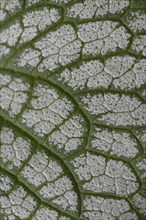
[0,167,85,220]
[0,66,91,143]
[0,2,64,30]
[0,114,83,217]
[73,88,146,103]
[92,122,146,131]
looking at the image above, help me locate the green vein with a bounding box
[0,167,85,220]
[1,1,146,218]
[0,114,83,217]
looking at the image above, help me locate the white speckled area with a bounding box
[0,0,146,219]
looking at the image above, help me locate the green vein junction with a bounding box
[0,0,146,219]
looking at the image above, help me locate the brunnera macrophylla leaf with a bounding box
[0,0,146,220]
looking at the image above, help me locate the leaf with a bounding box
[0,0,146,219]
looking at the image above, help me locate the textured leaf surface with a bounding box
[0,0,146,219]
